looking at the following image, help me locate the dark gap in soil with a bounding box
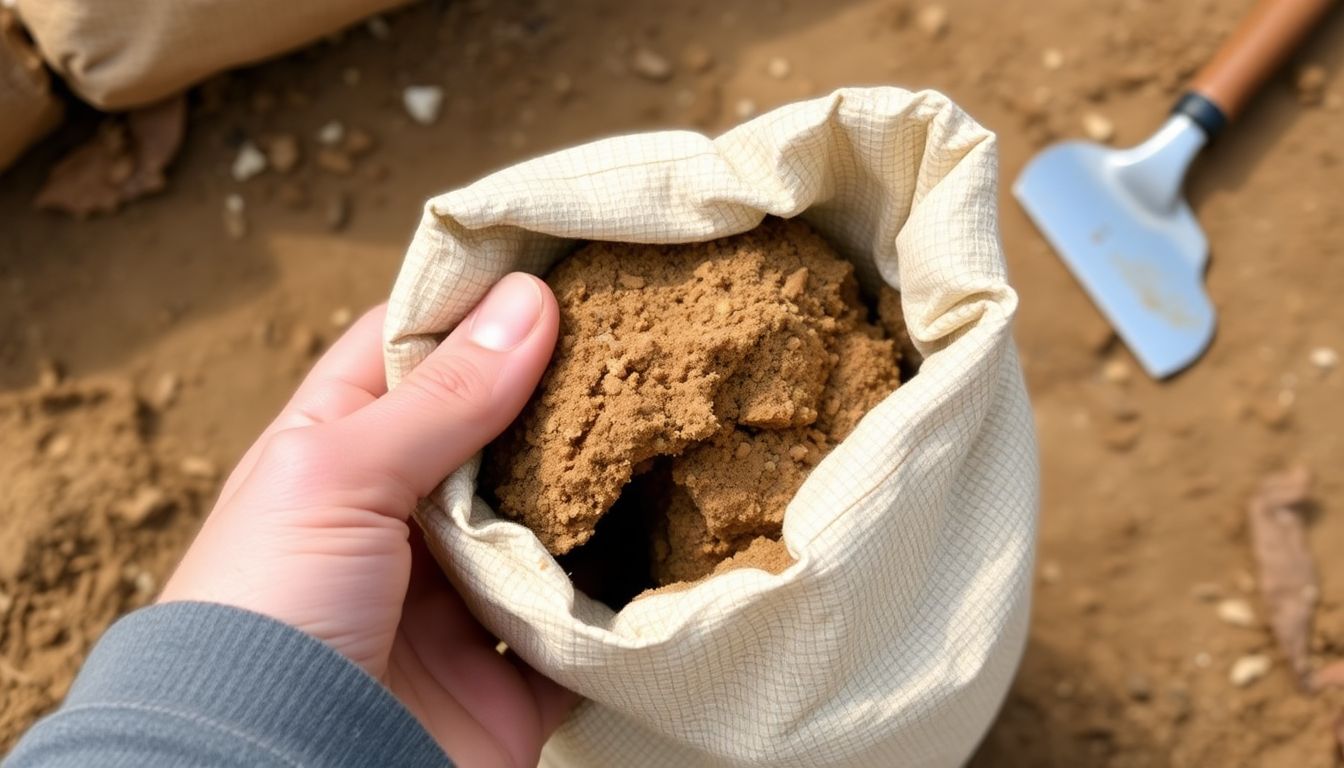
[554,460,668,609]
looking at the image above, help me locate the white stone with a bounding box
[330,306,354,328]
[631,48,673,81]
[1082,112,1115,142]
[403,86,445,125]
[1229,654,1272,687]
[1102,358,1131,385]
[230,142,268,181]
[317,120,345,146]
[766,56,791,80]
[1309,346,1338,371]
[1216,598,1257,628]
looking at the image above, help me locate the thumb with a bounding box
[332,272,559,498]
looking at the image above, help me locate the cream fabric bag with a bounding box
[13,0,409,109]
[384,87,1038,768]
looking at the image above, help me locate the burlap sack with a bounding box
[12,0,408,110]
[0,9,61,171]
[384,87,1038,768]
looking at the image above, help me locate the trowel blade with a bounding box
[1014,141,1215,379]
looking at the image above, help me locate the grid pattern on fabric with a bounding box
[386,87,1038,768]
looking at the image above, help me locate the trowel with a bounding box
[1015,0,1337,378]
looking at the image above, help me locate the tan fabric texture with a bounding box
[13,0,409,110]
[0,10,61,171]
[383,87,1039,768]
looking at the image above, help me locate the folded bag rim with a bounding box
[385,86,1024,648]
[382,88,1036,767]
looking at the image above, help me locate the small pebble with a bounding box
[734,98,758,119]
[1229,654,1271,687]
[683,44,715,73]
[37,359,63,389]
[44,433,72,460]
[265,134,300,174]
[344,128,375,157]
[289,326,320,358]
[403,85,445,125]
[631,47,673,81]
[1042,48,1064,71]
[114,486,171,526]
[1309,346,1338,371]
[223,194,247,239]
[1296,64,1327,106]
[1082,112,1115,142]
[766,56,792,80]
[330,307,354,328]
[180,456,219,479]
[735,442,752,459]
[133,570,157,598]
[317,121,345,146]
[149,372,180,410]
[1216,597,1257,628]
[1102,357,1132,385]
[915,5,949,38]
[230,142,268,181]
[788,444,809,462]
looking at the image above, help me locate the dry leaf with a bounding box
[1247,465,1316,689]
[35,95,186,217]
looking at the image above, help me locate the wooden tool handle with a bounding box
[1188,0,1336,121]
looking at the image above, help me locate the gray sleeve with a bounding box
[5,602,452,768]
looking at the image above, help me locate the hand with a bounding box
[160,273,573,767]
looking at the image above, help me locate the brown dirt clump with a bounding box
[0,380,210,751]
[485,217,903,591]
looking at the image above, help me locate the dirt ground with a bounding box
[2,0,1343,764]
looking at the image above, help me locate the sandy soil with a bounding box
[2,0,1343,763]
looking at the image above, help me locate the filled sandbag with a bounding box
[12,0,410,110]
[0,9,61,171]
[384,87,1039,767]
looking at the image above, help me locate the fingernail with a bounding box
[468,273,545,351]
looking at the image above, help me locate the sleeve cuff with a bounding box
[7,602,450,767]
